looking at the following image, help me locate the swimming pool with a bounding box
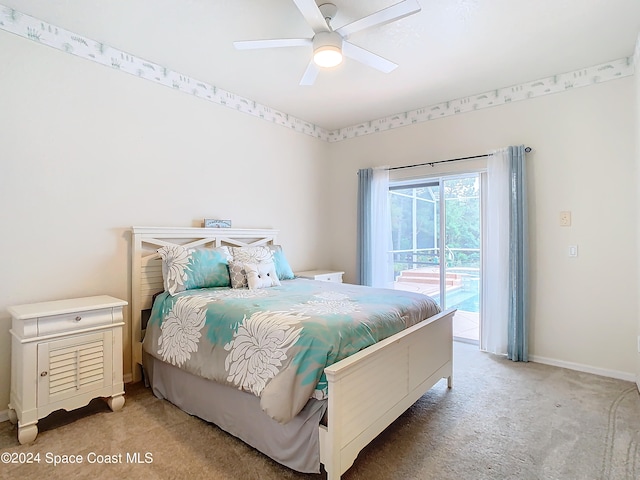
[433,285,479,313]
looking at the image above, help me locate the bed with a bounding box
[130,226,455,479]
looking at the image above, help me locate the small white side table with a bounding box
[295,269,344,283]
[8,295,127,444]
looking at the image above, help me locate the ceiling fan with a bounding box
[233,0,421,85]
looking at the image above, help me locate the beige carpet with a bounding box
[2,342,639,480]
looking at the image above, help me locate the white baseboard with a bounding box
[530,354,637,383]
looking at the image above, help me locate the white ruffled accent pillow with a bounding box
[244,261,281,290]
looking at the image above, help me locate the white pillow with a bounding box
[244,261,281,289]
[230,246,274,264]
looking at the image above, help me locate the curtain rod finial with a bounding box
[525,146,532,153]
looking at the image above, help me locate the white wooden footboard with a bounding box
[319,308,455,480]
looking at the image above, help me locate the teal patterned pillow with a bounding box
[269,245,295,280]
[158,246,231,295]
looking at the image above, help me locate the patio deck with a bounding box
[394,277,479,343]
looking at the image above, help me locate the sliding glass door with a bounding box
[390,174,481,343]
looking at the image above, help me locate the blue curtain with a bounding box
[507,145,528,361]
[357,168,373,286]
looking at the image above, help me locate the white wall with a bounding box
[0,31,328,410]
[326,78,638,379]
[1,21,638,417]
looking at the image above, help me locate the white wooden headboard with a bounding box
[130,226,279,381]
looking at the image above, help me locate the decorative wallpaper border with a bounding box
[0,4,636,143]
[330,57,634,142]
[0,5,332,141]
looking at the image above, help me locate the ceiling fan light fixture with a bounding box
[313,31,343,68]
[235,1,419,84]
[314,45,342,68]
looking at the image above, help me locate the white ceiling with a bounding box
[4,0,640,131]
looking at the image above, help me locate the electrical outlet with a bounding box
[568,245,578,257]
[560,211,571,226]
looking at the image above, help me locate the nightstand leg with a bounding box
[107,394,125,412]
[17,423,38,444]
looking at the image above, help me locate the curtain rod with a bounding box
[387,146,532,171]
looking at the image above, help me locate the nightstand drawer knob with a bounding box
[74,316,82,322]
[40,371,48,377]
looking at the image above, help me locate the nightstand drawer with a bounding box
[314,272,343,283]
[295,270,344,283]
[37,308,114,336]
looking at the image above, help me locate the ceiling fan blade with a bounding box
[336,0,421,38]
[292,0,330,34]
[343,41,398,73]
[299,61,320,86]
[234,38,311,50]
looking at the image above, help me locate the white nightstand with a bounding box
[295,269,344,283]
[7,295,127,444]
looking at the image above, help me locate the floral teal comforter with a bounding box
[143,278,441,424]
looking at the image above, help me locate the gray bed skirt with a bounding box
[143,352,327,473]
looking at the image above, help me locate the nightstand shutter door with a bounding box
[37,331,113,407]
